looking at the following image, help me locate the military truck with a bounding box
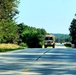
[44,34,55,48]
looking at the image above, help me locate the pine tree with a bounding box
[0,0,20,43]
[69,18,76,46]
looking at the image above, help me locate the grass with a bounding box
[0,43,25,52]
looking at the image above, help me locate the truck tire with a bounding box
[53,44,55,48]
[44,45,47,48]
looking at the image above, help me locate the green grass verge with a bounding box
[0,48,21,52]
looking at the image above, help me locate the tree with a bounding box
[51,33,71,43]
[18,23,47,48]
[0,0,19,21]
[0,0,19,43]
[69,18,76,46]
[0,20,19,43]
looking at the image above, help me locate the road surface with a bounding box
[0,44,76,75]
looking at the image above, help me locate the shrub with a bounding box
[64,43,72,47]
[20,42,28,47]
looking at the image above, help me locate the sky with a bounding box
[17,0,76,34]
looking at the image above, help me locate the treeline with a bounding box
[51,33,71,43]
[0,0,47,48]
[0,22,47,48]
[18,23,47,48]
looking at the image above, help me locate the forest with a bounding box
[51,33,71,43]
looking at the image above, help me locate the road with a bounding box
[0,44,76,75]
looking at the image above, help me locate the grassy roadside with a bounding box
[0,43,25,52]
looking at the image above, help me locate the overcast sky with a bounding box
[17,0,76,34]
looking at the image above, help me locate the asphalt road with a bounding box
[0,45,76,75]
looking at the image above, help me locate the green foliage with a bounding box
[20,42,28,47]
[64,43,72,48]
[18,23,47,48]
[0,20,19,43]
[0,0,19,21]
[0,0,20,44]
[0,0,47,48]
[51,33,71,43]
[69,18,76,45]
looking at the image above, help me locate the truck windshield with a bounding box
[45,37,48,40]
[45,37,53,40]
[49,37,53,40]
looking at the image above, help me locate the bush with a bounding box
[64,43,72,47]
[20,42,28,47]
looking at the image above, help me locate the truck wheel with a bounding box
[53,44,55,48]
[44,45,47,48]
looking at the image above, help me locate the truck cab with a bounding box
[44,35,55,48]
